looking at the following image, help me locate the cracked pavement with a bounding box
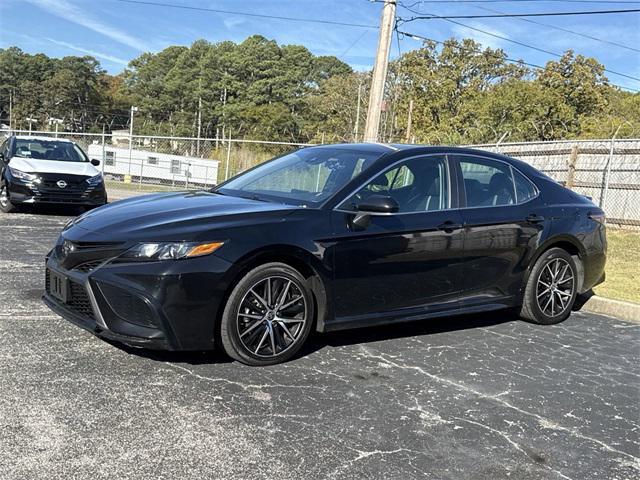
[0,208,638,480]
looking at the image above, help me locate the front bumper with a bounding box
[9,179,107,206]
[43,249,235,351]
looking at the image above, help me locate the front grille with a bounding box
[54,240,125,270]
[41,179,86,191]
[74,241,123,250]
[45,268,95,320]
[68,281,95,320]
[74,260,103,272]
[30,174,98,203]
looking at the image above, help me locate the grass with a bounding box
[105,181,189,193]
[594,229,640,304]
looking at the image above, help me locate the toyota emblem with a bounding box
[57,180,67,189]
[61,240,76,258]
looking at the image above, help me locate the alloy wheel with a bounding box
[0,186,8,208]
[236,275,308,358]
[536,258,575,317]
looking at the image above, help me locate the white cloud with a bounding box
[45,38,129,65]
[223,17,246,29]
[25,0,150,51]
[451,22,509,50]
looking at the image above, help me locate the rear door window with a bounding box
[458,156,515,208]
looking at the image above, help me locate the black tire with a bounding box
[0,183,17,213]
[220,262,315,366]
[520,247,578,325]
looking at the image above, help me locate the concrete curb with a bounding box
[580,295,640,324]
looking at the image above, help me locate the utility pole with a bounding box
[363,0,396,143]
[197,95,202,156]
[405,99,413,143]
[8,89,13,131]
[128,106,138,178]
[26,117,38,134]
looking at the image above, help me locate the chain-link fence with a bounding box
[4,130,639,228]
[5,130,312,191]
[474,139,640,228]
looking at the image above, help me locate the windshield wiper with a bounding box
[238,193,268,202]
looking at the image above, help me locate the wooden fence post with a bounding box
[566,145,579,189]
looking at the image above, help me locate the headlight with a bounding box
[86,173,103,185]
[9,166,39,182]
[118,241,225,261]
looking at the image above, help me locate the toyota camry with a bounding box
[43,144,606,365]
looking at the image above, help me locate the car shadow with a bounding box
[16,204,85,217]
[103,338,234,365]
[297,309,518,359]
[107,309,518,366]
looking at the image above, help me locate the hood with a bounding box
[9,156,99,177]
[66,191,298,242]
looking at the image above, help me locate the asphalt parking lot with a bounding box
[0,207,638,480]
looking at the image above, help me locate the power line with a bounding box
[398,4,640,83]
[468,2,640,53]
[400,1,640,4]
[396,29,640,92]
[113,0,377,29]
[400,8,640,20]
[339,30,371,59]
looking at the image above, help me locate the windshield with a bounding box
[13,139,88,162]
[217,147,383,206]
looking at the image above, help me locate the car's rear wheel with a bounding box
[520,247,578,325]
[0,184,17,213]
[220,262,315,366]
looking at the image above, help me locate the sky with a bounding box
[0,0,639,91]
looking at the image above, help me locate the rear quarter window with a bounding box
[513,169,538,203]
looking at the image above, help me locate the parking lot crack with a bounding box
[364,350,640,467]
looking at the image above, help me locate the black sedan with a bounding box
[43,144,606,366]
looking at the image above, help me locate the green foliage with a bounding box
[0,47,108,132]
[1,36,638,143]
[122,35,352,140]
[385,39,638,144]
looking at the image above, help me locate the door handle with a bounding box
[437,221,462,232]
[526,214,545,223]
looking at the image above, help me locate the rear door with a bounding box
[329,154,465,327]
[452,154,545,304]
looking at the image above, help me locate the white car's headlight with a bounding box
[9,166,39,182]
[86,173,103,185]
[118,241,225,261]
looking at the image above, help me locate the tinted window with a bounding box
[513,169,538,203]
[459,157,515,207]
[343,155,449,213]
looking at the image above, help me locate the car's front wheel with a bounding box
[220,262,315,366]
[520,247,578,325]
[0,183,17,213]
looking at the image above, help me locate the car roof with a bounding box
[306,142,513,158]
[12,135,74,143]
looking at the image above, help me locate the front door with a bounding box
[329,154,465,328]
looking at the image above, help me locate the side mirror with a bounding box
[90,159,100,166]
[356,195,399,214]
[352,195,399,228]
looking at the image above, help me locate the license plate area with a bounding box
[49,270,69,303]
